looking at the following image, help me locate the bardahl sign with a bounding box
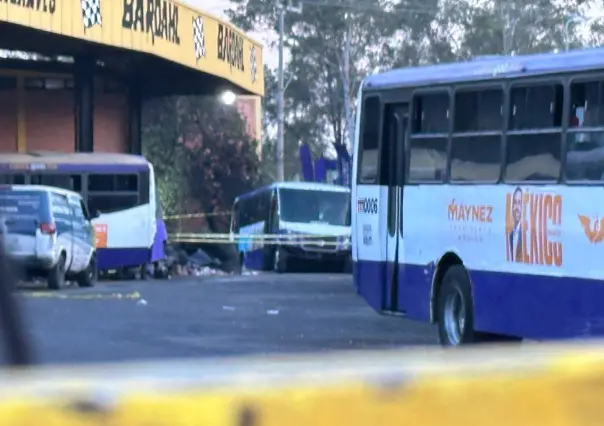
[4,0,56,14]
[122,0,180,45]
[217,23,245,73]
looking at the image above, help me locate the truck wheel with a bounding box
[273,247,288,273]
[237,253,244,275]
[47,253,66,291]
[436,265,477,346]
[75,255,97,288]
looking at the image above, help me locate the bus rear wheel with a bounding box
[437,265,523,346]
[437,265,478,346]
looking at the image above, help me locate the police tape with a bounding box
[168,233,351,246]
[1,341,604,425]
[163,212,231,220]
[170,233,348,240]
[169,235,349,247]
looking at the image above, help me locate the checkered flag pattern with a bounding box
[193,17,206,61]
[250,46,257,83]
[81,0,102,29]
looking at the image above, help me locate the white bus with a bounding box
[352,48,604,345]
[231,182,351,273]
[0,152,167,274]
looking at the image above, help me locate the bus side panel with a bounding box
[400,186,444,321]
[404,184,604,340]
[149,165,166,263]
[94,204,153,270]
[240,221,266,271]
[353,184,385,312]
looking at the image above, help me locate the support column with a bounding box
[16,75,26,153]
[74,55,94,152]
[128,79,142,155]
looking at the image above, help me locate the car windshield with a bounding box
[279,188,350,226]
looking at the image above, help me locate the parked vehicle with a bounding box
[0,185,97,290]
[231,182,351,273]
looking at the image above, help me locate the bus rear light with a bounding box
[39,222,56,235]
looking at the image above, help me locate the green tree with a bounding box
[143,95,264,234]
[227,0,437,176]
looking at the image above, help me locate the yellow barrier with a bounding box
[0,342,604,424]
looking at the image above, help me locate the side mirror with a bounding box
[90,210,101,219]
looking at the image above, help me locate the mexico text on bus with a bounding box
[231,182,351,274]
[0,153,166,273]
[352,48,604,345]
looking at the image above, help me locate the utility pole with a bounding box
[341,13,354,152]
[276,5,285,182]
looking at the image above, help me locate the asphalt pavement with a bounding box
[14,273,436,365]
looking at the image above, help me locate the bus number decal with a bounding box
[357,198,378,215]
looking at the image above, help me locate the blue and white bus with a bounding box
[0,153,166,275]
[231,182,351,273]
[352,47,604,345]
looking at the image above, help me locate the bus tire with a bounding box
[274,247,288,273]
[436,265,478,346]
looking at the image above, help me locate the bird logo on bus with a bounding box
[578,215,604,244]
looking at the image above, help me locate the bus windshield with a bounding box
[279,189,350,226]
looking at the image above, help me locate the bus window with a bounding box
[89,174,138,191]
[451,88,503,182]
[139,171,150,205]
[88,173,140,213]
[358,96,380,183]
[451,134,501,182]
[412,92,449,134]
[566,79,604,181]
[31,174,81,191]
[88,194,139,214]
[454,88,503,132]
[505,83,563,181]
[509,84,563,130]
[408,92,449,182]
[0,174,25,185]
[238,198,256,229]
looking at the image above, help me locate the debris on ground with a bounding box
[162,245,227,277]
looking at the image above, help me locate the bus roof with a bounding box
[273,182,350,192]
[0,152,151,172]
[235,182,350,202]
[364,47,604,91]
[0,152,150,165]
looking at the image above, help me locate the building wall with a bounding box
[0,70,130,153]
[234,95,262,157]
[93,77,129,153]
[24,75,74,152]
[0,76,17,151]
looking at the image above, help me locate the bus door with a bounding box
[384,104,408,312]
